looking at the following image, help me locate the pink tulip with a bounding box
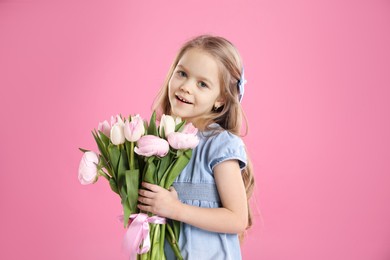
[98,115,123,138]
[134,135,169,157]
[182,123,198,135]
[167,132,199,150]
[78,151,99,185]
[124,115,145,142]
[110,114,123,126]
[98,120,111,137]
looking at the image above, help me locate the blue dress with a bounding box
[165,124,247,260]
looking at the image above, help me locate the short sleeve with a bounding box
[208,131,247,171]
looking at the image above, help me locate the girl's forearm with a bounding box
[173,203,248,234]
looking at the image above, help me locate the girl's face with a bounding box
[168,48,224,124]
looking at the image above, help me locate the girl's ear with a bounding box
[214,97,225,109]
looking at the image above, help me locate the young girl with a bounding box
[137,35,254,260]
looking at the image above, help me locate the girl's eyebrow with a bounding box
[176,64,215,87]
[177,64,186,70]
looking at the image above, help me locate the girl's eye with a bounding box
[198,81,208,88]
[177,71,187,77]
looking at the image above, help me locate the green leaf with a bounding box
[121,195,131,228]
[155,159,161,184]
[137,154,145,173]
[117,148,129,193]
[148,111,158,136]
[157,153,172,186]
[118,148,129,174]
[143,157,156,184]
[184,149,193,159]
[79,148,90,153]
[125,169,140,214]
[109,178,119,195]
[160,126,165,139]
[159,162,175,188]
[108,144,121,178]
[98,130,110,147]
[143,120,148,134]
[92,130,109,162]
[157,153,176,187]
[99,155,113,177]
[163,151,192,189]
[175,120,186,132]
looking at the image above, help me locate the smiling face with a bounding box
[168,48,224,125]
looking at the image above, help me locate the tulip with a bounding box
[124,115,145,142]
[110,122,125,145]
[98,120,111,137]
[111,114,123,126]
[174,116,182,125]
[167,132,199,150]
[159,114,175,137]
[134,135,169,157]
[78,151,99,185]
[182,122,198,135]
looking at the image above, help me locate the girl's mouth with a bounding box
[176,95,192,104]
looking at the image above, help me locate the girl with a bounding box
[137,35,254,260]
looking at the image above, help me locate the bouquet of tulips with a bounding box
[78,112,199,260]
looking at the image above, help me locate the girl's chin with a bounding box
[171,112,194,124]
[171,106,189,117]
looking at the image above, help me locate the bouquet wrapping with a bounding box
[78,112,199,260]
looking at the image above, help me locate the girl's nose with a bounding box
[180,81,193,94]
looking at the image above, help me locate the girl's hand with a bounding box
[137,182,181,219]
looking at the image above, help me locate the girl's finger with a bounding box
[142,182,161,192]
[138,196,151,205]
[137,204,152,213]
[139,188,154,198]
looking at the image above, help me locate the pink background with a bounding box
[1,0,389,259]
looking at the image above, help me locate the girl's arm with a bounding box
[137,159,248,234]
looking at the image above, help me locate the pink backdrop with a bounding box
[1,0,389,259]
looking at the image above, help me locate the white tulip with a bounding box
[78,151,99,185]
[174,116,182,125]
[110,122,125,145]
[159,114,176,137]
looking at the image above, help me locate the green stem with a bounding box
[166,224,183,260]
[98,170,110,181]
[140,252,147,260]
[130,142,135,170]
[150,224,160,259]
[160,224,166,259]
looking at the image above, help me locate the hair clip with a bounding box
[237,68,246,102]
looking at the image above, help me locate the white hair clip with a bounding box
[237,68,247,102]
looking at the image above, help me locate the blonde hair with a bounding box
[152,35,255,241]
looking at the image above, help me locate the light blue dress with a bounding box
[165,124,247,260]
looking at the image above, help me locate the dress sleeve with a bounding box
[208,131,247,171]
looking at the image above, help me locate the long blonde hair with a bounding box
[153,35,255,240]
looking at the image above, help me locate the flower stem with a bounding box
[150,224,160,259]
[130,142,135,170]
[166,223,183,260]
[160,224,166,258]
[98,170,110,181]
